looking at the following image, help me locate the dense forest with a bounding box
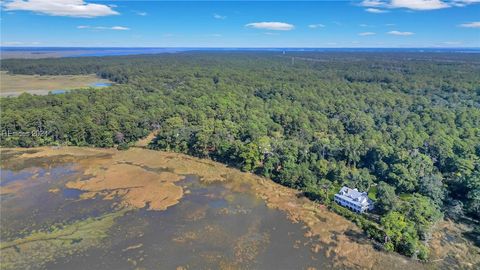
[1,52,479,260]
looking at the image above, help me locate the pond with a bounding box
[90,82,112,87]
[50,82,112,95]
[51,89,67,94]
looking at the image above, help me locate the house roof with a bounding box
[335,186,372,206]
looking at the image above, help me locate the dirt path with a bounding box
[134,130,159,148]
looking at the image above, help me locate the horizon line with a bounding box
[1,46,480,49]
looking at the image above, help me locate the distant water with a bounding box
[0,47,187,58]
[75,48,182,57]
[90,82,111,87]
[1,47,479,59]
[51,90,66,95]
[50,82,111,95]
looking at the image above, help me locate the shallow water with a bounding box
[51,89,66,94]
[90,82,112,87]
[49,82,111,95]
[1,157,331,269]
[0,169,36,186]
[0,164,114,241]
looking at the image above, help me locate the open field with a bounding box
[0,71,111,97]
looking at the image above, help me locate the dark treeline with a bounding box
[1,52,479,259]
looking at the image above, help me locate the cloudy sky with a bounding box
[1,0,479,47]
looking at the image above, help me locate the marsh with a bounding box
[2,147,476,269]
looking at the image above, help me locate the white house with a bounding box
[334,186,374,213]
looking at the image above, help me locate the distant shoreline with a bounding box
[1,47,479,59]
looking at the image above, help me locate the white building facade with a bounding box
[334,186,374,213]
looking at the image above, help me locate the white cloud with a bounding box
[2,41,41,46]
[365,8,389,13]
[245,22,294,31]
[359,32,376,36]
[111,26,129,31]
[2,41,25,45]
[136,11,147,16]
[3,0,119,18]
[390,0,449,10]
[441,41,462,45]
[361,0,479,11]
[77,25,130,31]
[459,21,480,28]
[451,0,480,6]
[308,24,325,28]
[361,0,385,6]
[213,13,226,20]
[388,30,414,35]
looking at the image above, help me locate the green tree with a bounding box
[376,182,398,214]
[419,173,445,206]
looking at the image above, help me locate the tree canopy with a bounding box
[1,52,479,259]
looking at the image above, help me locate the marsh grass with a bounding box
[0,209,128,270]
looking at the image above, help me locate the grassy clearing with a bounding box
[0,71,111,96]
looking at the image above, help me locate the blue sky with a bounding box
[1,1,479,47]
